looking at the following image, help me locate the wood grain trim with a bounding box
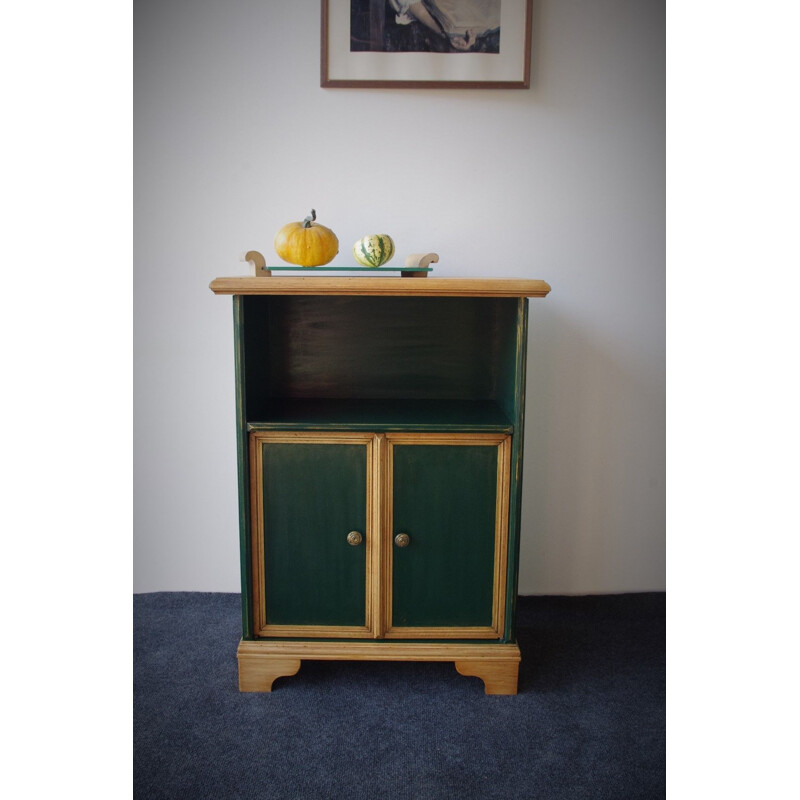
[238,639,521,663]
[254,624,374,638]
[454,658,520,695]
[249,430,378,639]
[382,432,512,640]
[493,435,512,636]
[380,430,393,640]
[384,432,512,446]
[238,656,301,692]
[237,639,521,693]
[210,277,551,298]
[371,434,385,638]
[249,434,266,635]
[383,626,501,640]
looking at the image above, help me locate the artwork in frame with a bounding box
[321,0,533,89]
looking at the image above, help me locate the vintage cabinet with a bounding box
[210,276,550,694]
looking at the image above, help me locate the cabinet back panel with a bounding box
[242,296,519,406]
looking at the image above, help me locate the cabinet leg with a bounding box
[238,656,302,692]
[454,659,519,695]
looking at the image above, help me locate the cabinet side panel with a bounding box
[504,298,529,640]
[233,296,253,639]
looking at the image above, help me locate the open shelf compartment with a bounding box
[237,295,524,430]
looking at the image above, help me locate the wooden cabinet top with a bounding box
[209,277,551,298]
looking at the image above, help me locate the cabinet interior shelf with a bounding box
[245,398,513,431]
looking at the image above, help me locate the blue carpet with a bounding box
[134,593,664,799]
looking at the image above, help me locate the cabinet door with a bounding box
[384,433,511,639]
[250,432,378,638]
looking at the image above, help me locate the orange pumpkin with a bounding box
[274,209,339,267]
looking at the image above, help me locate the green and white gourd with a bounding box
[353,234,395,267]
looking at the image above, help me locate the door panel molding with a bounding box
[250,431,378,638]
[382,432,512,640]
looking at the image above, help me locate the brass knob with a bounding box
[394,533,410,548]
[346,531,363,546]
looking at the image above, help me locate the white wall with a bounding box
[134,0,664,594]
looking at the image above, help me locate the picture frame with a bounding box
[321,0,532,89]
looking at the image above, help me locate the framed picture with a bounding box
[321,0,533,89]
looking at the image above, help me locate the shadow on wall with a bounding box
[521,303,665,594]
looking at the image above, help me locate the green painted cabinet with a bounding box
[211,276,550,693]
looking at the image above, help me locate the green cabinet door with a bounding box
[386,433,511,639]
[250,432,376,638]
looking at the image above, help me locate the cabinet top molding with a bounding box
[209,277,551,298]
